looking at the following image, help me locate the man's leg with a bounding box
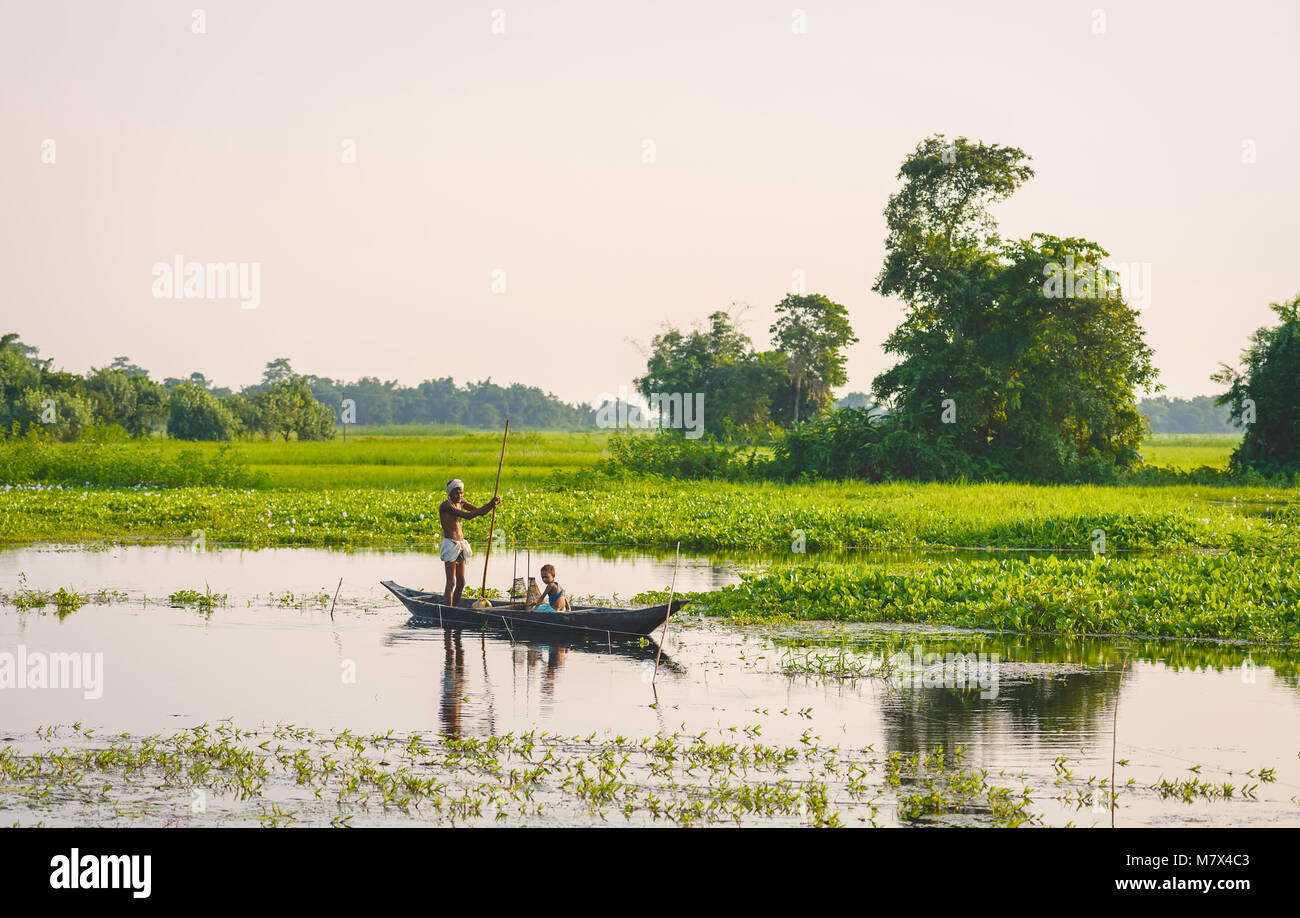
[452,560,467,606]
[444,561,457,606]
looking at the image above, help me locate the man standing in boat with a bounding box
[439,479,501,608]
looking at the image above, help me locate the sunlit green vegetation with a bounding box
[235,430,608,489]
[0,438,264,488]
[3,426,1297,643]
[6,721,1277,827]
[683,554,1300,644]
[0,429,607,490]
[755,628,1300,683]
[0,722,1037,827]
[0,427,1264,490]
[167,586,228,614]
[1,477,1296,553]
[0,583,125,618]
[601,426,1278,486]
[1139,433,1240,472]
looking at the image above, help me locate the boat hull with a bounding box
[380,581,684,637]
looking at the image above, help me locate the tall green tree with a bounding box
[1212,293,1300,476]
[638,310,750,397]
[873,135,1034,446]
[992,234,1156,476]
[769,293,857,424]
[636,309,782,439]
[249,377,336,441]
[876,135,1033,309]
[870,135,1157,481]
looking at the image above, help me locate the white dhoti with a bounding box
[440,538,472,563]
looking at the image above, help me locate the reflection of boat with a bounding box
[381,581,685,637]
[388,620,685,673]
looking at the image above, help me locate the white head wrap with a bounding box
[446,479,464,496]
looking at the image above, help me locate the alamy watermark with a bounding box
[151,255,261,309]
[594,384,704,439]
[49,848,150,898]
[0,644,103,699]
[1042,254,1151,310]
[884,645,1000,699]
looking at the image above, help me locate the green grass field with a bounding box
[145,429,608,489]
[1138,433,1241,471]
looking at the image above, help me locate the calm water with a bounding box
[2,543,1297,826]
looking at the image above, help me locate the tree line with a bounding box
[295,364,591,430]
[0,342,591,441]
[1134,396,1238,434]
[835,393,1239,435]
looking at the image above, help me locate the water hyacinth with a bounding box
[692,554,1300,643]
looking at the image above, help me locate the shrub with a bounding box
[0,437,263,488]
[599,433,761,480]
[7,387,96,441]
[169,382,240,440]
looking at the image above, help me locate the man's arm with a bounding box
[444,497,501,520]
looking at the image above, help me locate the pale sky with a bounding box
[2,0,1297,406]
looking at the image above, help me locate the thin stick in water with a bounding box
[652,542,681,685]
[329,577,342,621]
[1110,655,1129,829]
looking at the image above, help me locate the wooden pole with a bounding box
[652,542,681,684]
[474,419,509,608]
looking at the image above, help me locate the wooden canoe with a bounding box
[380,581,685,637]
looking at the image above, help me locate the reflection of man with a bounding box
[438,478,501,607]
[441,629,465,737]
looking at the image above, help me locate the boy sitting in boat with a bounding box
[528,564,570,612]
[439,478,502,607]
